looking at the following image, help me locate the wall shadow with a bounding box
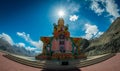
[41,68,81,71]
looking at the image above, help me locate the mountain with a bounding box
[80,39,90,52]
[86,17,120,56]
[0,38,37,56]
[0,38,14,52]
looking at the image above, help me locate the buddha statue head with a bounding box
[58,18,64,26]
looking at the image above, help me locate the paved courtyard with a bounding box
[0,52,120,71]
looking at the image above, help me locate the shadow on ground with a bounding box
[41,68,81,71]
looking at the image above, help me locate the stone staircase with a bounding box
[3,54,45,68]
[3,52,115,69]
[76,53,115,67]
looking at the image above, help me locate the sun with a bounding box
[58,10,65,17]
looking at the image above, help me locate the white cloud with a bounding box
[95,32,104,37]
[69,15,79,21]
[17,32,43,48]
[25,46,37,51]
[17,32,30,41]
[67,2,80,13]
[90,0,120,22]
[83,33,93,40]
[83,23,103,39]
[110,17,115,23]
[85,23,98,35]
[16,42,25,47]
[105,0,120,18]
[0,33,13,45]
[65,1,80,22]
[90,0,104,16]
[15,42,40,54]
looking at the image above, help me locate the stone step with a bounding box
[5,54,42,65]
[3,53,116,69]
[76,53,115,67]
[4,54,45,68]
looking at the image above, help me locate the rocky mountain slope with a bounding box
[86,17,120,56]
[0,37,37,56]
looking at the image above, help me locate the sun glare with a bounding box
[58,10,65,17]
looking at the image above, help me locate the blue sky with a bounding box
[0,0,120,52]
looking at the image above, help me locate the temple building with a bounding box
[36,18,86,60]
